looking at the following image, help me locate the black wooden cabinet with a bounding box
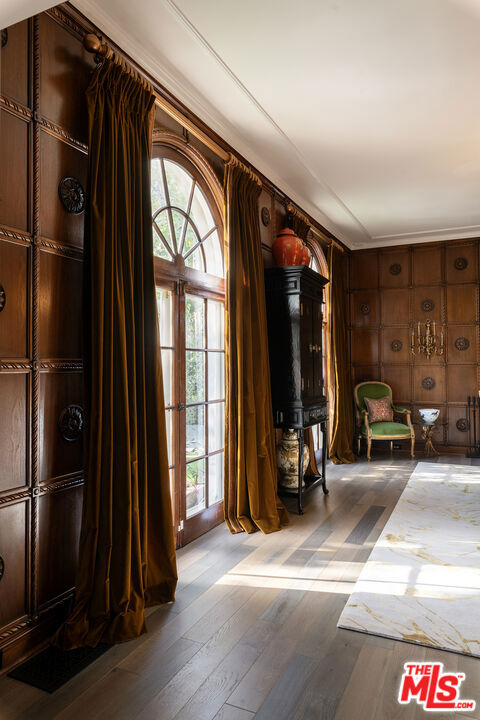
[264,265,329,513]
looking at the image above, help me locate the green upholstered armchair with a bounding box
[354,381,415,461]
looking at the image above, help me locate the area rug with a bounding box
[337,462,480,657]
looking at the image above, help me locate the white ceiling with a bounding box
[7,0,480,249]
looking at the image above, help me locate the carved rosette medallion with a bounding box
[261,206,270,227]
[455,337,470,351]
[421,299,434,312]
[454,257,468,270]
[391,339,403,352]
[360,303,371,315]
[389,263,401,275]
[58,177,85,215]
[58,405,84,442]
[422,377,435,390]
[0,285,5,312]
[1,30,7,48]
[456,418,469,432]
[0,556,4,580]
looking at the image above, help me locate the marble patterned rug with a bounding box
[337,461,480,657]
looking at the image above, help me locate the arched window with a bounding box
[152,137,225,547]
[151,156,223,277]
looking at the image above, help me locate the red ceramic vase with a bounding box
[272,228,303,267]
[301,244,311,266]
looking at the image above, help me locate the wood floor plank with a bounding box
[344,505,386,545]
[333,643,392,720]
[212,705,254,720]
[133,588,279,720]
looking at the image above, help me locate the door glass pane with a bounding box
[186,351,205,403]
[207,300,224,349]
[171,208,185,249]
[156,289,173,346]
[165,408,173,466]
[186,405,205,459]
[186,295,205,348]
[209,452,224,506]
[208,352,224,401]
[161,349,173,407]
[208,402,225,453]
[186,458,206,518]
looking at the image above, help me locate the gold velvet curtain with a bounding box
[55,60,177,649]
[224,159,288,534]
[328,246,356,464]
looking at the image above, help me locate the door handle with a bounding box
[177,403,185,411]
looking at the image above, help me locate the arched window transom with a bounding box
[151,157,223,278]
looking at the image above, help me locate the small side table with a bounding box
[413,422,447,456]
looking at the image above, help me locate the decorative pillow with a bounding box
[364,396,393,424]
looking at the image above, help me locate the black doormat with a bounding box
[7,642,111,693]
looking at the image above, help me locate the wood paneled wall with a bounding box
[349,240,480,452]
[0,8,95,669]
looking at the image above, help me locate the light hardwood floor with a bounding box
[1,454,479,720]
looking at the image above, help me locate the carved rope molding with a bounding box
[39,361,83,371]
[0,489,31,505]
[0,94,33,122]
[0,361,32,371]
[39,474,84,495]
[37,237,83,260]
[0,226,32,244]
[37,115,88,154]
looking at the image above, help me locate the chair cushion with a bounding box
[364,396,393,423]
[361,421,411,437]
[355,382,392,412]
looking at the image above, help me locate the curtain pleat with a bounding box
[54,61,177,649]
[224,162,288,534]
[328,246,356,464]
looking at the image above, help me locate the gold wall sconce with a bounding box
[411,320,444,360]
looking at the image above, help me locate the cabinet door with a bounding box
[312,298,324,397]
[300,298,314,399]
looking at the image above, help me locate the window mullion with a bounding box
[161,158,178,254]
[179,180,196,256]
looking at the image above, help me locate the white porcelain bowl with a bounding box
[419,408,440,425]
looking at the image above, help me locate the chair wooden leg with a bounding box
[357,435,361,455]
[367,437,372,461]
[411,435,415,459]
[390,440,393,454]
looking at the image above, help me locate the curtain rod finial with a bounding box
[84,33,106,56]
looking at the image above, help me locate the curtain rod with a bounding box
[83,33,346,252]
[83,33,230,162]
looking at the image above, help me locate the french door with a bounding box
[151,142,225,547]
[157,281,225,546]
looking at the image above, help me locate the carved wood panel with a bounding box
[0,240,29,357]
[0,501,28,630]
[39,370,83,483]
[0,111,29,231]
[0,373,28,494]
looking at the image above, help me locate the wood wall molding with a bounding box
[38,117,88,154]
[37,237,83,259]
[0,95,32,122]
[0,226,32,245]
